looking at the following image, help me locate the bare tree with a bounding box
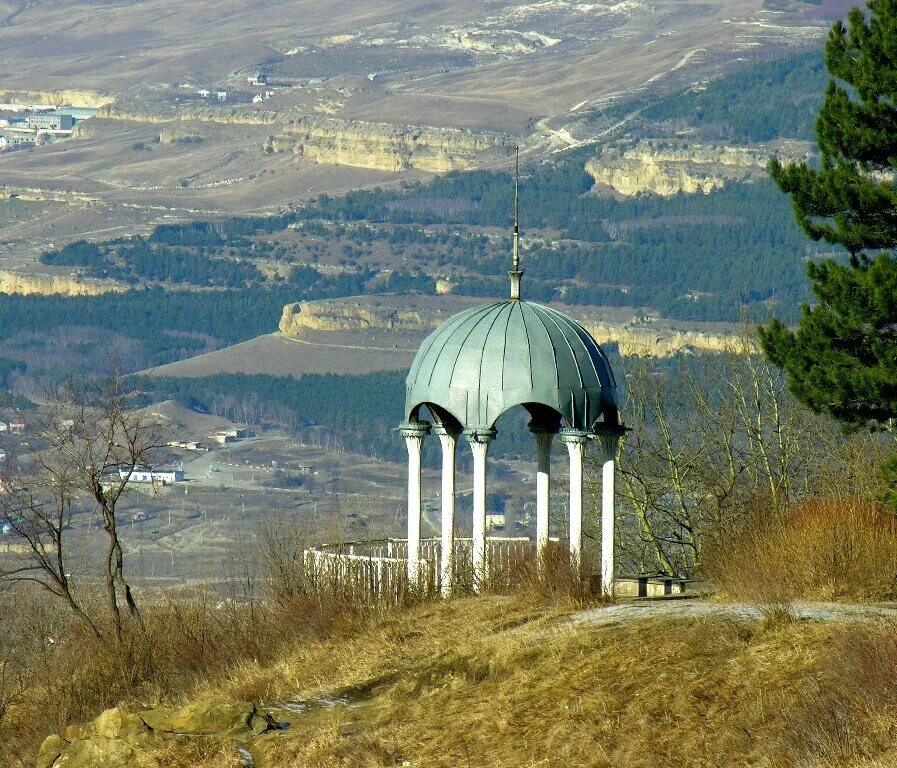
[592,335,850,577]
[0,373,168,642]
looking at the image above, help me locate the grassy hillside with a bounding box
[31,597,897,768]
[13,495,897,768]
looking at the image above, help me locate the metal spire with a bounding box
[509,145,523,300]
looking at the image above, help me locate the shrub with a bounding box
[706,498,897,603]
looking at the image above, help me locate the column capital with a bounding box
[433,424,462,439]
[559,427,590,446]
[398,421,431,440]
[464,427,497,445]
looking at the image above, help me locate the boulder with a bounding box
[34,700,277,768]
[35,735,68,768]
[139,699,261,736]
[36,731,136,768]
[93,708,151,742]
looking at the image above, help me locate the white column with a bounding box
[561,430,588,573]
[435,426,460,597]
[529,426,555,561]
[596,430,621,598]
[400,422,430,585]
[602,456,615,596]
[466,428,496,592]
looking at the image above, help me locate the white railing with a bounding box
[304,546,413,602]
[304,536,560,600]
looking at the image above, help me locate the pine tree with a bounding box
[761,0,897,427]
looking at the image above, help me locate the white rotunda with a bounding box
[399,158,626,595]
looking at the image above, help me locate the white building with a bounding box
[485,513,505,532]
[213,428,248,443]
[5,136,34,149]
[0,421,7,432]
[118,469,185,485]
[26,113,74,131]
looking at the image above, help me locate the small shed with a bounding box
[615,573,688,598]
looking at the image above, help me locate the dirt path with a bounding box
[570,599,897,627]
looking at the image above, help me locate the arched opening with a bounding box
[399,394,624,595]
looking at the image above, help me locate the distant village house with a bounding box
[212,427,250,444]
[26,114,74,131]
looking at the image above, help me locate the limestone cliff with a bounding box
[279,298,741,357]
[584,322,742,357]
[0,271,124,297]
[270,116,512,172]
[279,300,429,334]
[585,140,814,197]
[99,103,278,126]
[0,89,113,108]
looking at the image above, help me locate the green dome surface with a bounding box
[405,300,618,430]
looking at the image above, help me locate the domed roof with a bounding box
[405,299,618,431]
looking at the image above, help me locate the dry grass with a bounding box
[11,587,897,767]
[706,497,897,605]
[10,504,897,768]
[191,601,897,768]
[0,582,371,768]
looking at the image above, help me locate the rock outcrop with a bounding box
[0,271,124,297]
[99,103,278,126]
[584,322,742,357]
[0,90,112,109]
[36,699,276,768]
[585,139,815,197]
[269,116,512,172]
[0,186,97,205]
[158,127,204,144]
[279,300,429,334]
